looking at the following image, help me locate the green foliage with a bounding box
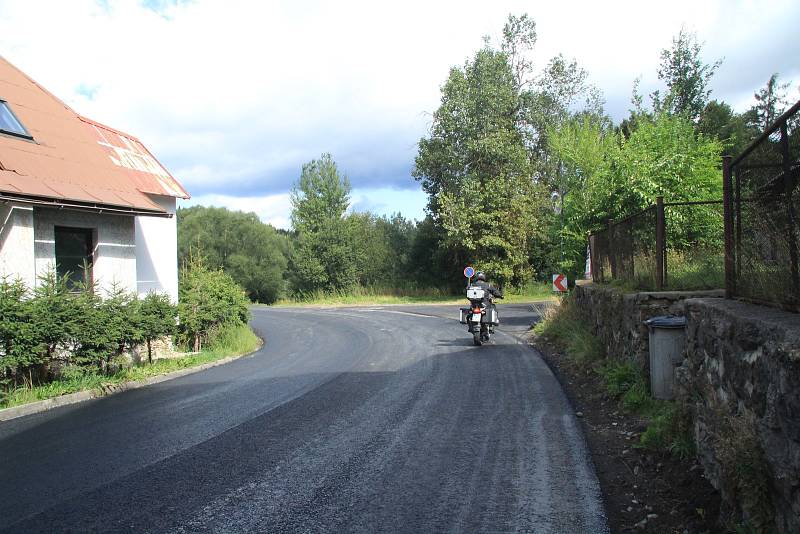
[177,205,289,304]
[30,271,75,361]
[0,278,43,381]
[177,257,250,352]
[749,73,792,132]
[533,297,603,364]
[1,322,260,410]
[639,403,695,459]
[698,100,757,156]
[714,412,774,531]
[650,29,721,122]
[136,292,177,363]
[289,153,359,295]
[291,153,351,233]
[413,41,547,286]
[0,271,178,394]
[598,360,640,397]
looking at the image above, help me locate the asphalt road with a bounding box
[0,303,608,533]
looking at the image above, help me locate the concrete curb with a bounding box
[0,339,264,423]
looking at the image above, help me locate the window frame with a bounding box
[0,99,33,140]
[54,226,95,290]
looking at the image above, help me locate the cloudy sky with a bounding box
[1,0,798,228]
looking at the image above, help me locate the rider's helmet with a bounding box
[475,271,486,282]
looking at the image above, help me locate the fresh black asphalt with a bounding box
[0,303,608,533]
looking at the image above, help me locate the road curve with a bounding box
[0,303,607,533]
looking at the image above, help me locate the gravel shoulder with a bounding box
[531,335,722,533]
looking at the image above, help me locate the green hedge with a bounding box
[1,260,250,391]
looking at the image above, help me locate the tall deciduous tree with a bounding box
[414,42,545,285]
[651,29,721,122]
[289,154,357,294]
[750,73,792,131]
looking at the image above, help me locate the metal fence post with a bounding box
[722,155,735,299]
[655,196,665,290]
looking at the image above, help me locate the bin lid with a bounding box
[644,315,686,329]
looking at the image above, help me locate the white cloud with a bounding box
[180,192,292,229]
[2,0,798,218]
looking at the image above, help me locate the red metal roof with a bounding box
[0,55,189,214]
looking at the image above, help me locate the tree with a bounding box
[414,43,546,285]
[698,100,756,156]
[136,293,176,364]
[178,206,289,304]
[0,278,42,385]
[750,73,791,131]
[651,29,721,122]
[289,154,357,294]
[178,257,250,352]
[291,154,350,233]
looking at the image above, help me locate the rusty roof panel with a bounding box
[0,56,189,213]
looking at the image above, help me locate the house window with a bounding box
[0,100,32,140]
[55,226,94,289]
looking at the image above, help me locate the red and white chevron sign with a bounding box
[552,274,568,292]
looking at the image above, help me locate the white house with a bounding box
[0,56,189,301]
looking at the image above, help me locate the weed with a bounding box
[533,297,603,364]
[714,411,774,531]
[639,403,695,459]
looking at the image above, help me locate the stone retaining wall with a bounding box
[573,284,723,371]
[678,298,800,532]
[573,284,800,532]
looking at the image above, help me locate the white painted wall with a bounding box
[33,207,137,294]
[135,195,178,302]
[0,202,36,288]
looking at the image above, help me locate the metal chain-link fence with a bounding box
[589,201,724,291]
[726,100,800,310]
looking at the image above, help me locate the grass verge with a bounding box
[272,282,556,307]
[534,296,694,458]
[0,323,261,410]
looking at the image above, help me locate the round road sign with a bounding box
[464,266,475,278]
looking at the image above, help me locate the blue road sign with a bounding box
[464,266,475,278]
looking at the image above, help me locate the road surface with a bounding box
[0,303,608,533]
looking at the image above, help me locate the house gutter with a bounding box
[0,193,173,218]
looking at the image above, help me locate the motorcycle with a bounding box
[459,285,500,346]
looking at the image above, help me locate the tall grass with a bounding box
[275,282,555,306]
[0,323,261,410]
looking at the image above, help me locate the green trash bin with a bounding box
[644,315,687,400]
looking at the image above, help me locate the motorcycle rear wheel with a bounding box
[472,331,483,346]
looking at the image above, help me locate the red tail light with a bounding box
[472,307,482,314]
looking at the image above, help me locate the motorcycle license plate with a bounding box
[471,314,482,323]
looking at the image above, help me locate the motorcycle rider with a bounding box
[472,271,503,300]
[472,272,503,329]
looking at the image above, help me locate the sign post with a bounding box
[552,273,568,293]
[464,266,475,287]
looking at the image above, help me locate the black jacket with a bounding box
[471,280,503,302]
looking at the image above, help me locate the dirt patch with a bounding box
[531,336,722,533]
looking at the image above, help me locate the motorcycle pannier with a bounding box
[459,307,471,324]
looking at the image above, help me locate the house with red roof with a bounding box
[0,56,189,301]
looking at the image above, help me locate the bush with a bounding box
[0,271,178,390]
[177,257,250,352]
[0,278,42,385]
[136,292,177,363]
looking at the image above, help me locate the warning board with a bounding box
[552,274,568,292]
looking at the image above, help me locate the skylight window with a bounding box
[0,100,32,139]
